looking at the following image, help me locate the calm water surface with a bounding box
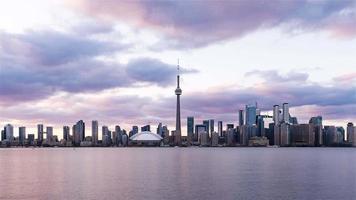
[0,148,355,200]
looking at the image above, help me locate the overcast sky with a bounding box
[0,0,355,136]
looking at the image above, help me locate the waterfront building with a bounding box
[4,124,14,142]
[130,131,163,146]
[92,120,98,145]
[46,126,53,144]
[141,125,150,132]
[239,125,249,146]
[209,119,214,135]
[245,104,257,125]
[273,105,280,123]
[239,109,244,126]
[115,125,122,145]
[248,136,269,147]
[19,127,26,145]
[290,124,315,146]
[27,134,35,146]
[37,124,44,143]
[282,103,289,123]
[226,124,234,130]
[203,120,210,134]
[218,121,223,137]
[187,117,194,142]
[200,131,209,146]
[102,126,110,146]
[195,124,207,143]
[211,132,219,147]
[324,126,338,146]
[226,128,235,146]
[347,122,356,146]
[63,126,70,141]
[280,122,290,146]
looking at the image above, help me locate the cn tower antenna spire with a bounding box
[174,58,182,146]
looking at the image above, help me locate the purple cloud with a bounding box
[74,0,356,48]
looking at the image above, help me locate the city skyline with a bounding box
[1,0,356,136]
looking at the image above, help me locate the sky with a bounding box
[0,0,355,138]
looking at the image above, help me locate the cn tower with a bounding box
[174,60,182,146]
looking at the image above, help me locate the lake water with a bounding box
[0,148,355,200]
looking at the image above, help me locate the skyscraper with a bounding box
[245,104,257,125]
[282,103,289,123]
[187,117,194,140]
[209,119,214,135]
[203,120,210,134]
[239,109,244,126]
[19,126,26,145]
[46,126,53,143]
[63,126,70,141]
[37,124,43,142]
[4,124,13,142]
[74,120,85,145]
[174,61,182,146]
[273,105,279,124]
[218,121,223,137]
[92,120,98,145]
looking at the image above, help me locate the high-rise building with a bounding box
[63,126,70,141]
[195,124,207,142]
[226,124,234,130]
[273,105,279,124]
[290,124,315,146]
[211,132,219,147]
[37,124,44,142]
[4,124,14,142]
[157,123,163,136]
[141,125,150,132]
[282,103,289,123]
[347,122,355,145]
[187,117,194,140]
[218,121,223,137]
[209,119,214,135]
[102,126,110,146]
[256,115,265,137]
[19,126,26,145]
[92,120,98,145]
[245,104,257,125]
[174,61,182,146]
[324,126,338,146]
[238,109,244,126]
[279,122,290,146]
[309,116,322,126]
[74,120,85,145]
[46,126,53,143]
[203,120,210,134]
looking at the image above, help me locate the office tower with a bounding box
[187,117,194,141]
[226,124,234,130]
[239,109,244,126]
[200,131,209,146]
[102,126,109,146]
[218,121,223,137]
[211,132,219,147]
[282,103,289,123]
[115,125,122,145]
[174,61,182,146]
[309,116,322,126]
[63,126,70,141]
[4,124,14,141]
[290,124,316,146]
[77,120,85,141]
[141,125,150,132]
[324,126,338,146]
[239,125,249,146]
[273,105,279,124]
[46,126,53,143]
[19,127,26,145]
[226,128,235,146]
[37,124,44,142]
[336,127,345,143]
[195,124,207,142]
[256,115,265,137]
[245,104,257,125]
[92,120,98,145]
[132,126,138,135]
[279,122,290,146]
[274,123,280,146]
[290,116,298,125]
[203,120,210,134]
[209,119,214,135]
[28,134,35,146]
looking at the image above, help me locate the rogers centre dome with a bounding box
[129,131,163,146]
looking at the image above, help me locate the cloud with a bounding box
[126,58,198,86]
[0,30,197,105]
[71,0,356,48]
[245,70,309,83]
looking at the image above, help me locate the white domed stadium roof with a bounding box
[129,131,163,141]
